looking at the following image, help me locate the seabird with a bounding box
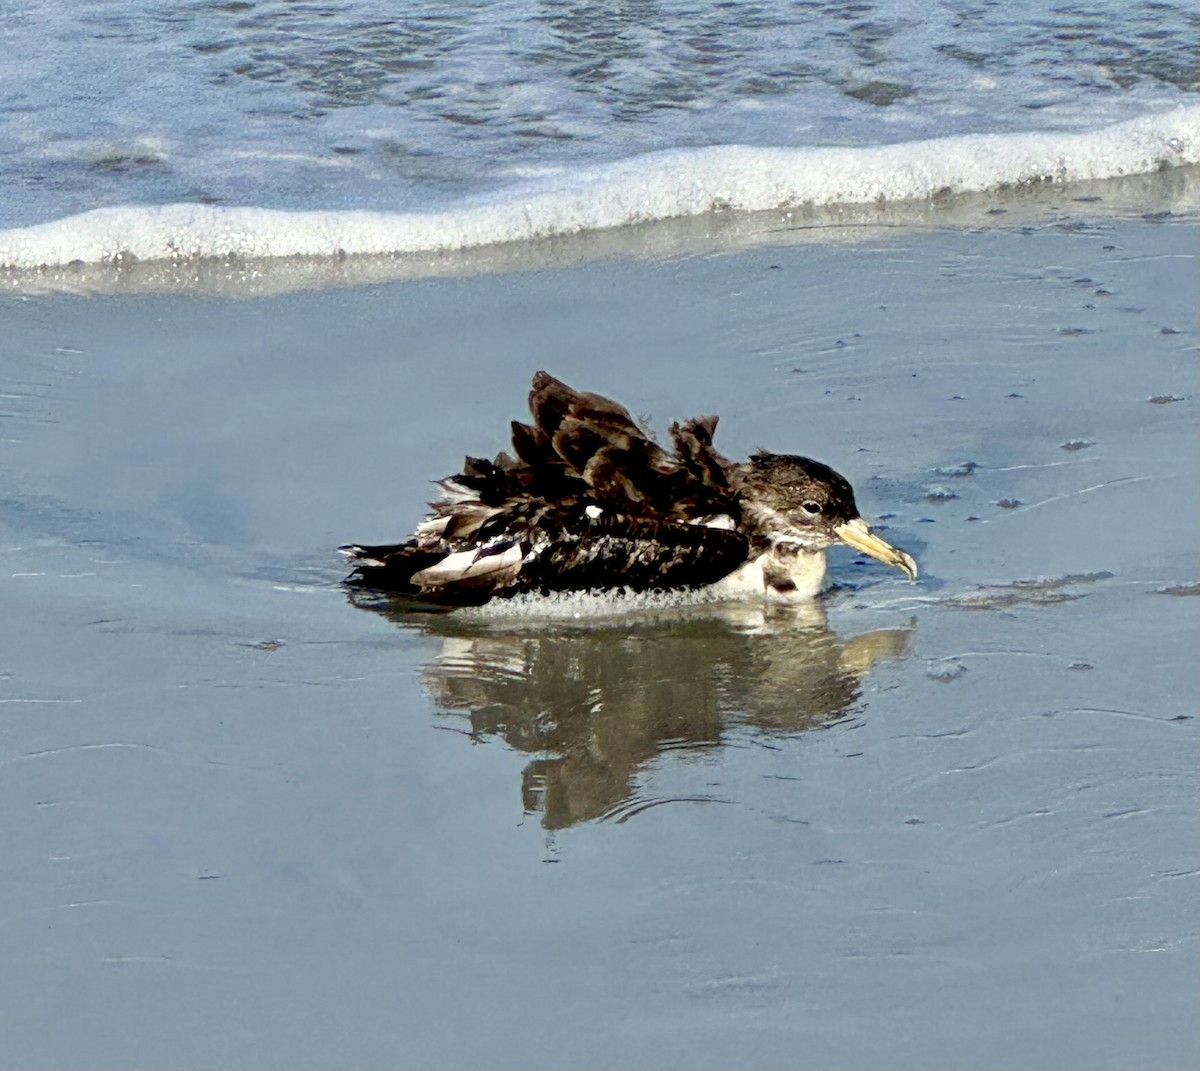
[341,371,917,605]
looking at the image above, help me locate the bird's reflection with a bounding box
[349,592,914,829]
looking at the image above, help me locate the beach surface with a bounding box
[1,196,1197,1068]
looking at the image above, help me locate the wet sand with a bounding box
[1,204,1197,1069]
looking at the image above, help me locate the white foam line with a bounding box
[2,107,1197,270]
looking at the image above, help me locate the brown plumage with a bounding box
[340,371,917,605]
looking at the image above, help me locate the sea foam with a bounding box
[2,106,1197,270]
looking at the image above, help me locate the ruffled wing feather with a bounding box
[342,371,750,602]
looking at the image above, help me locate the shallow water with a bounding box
[1,209,1197,1068]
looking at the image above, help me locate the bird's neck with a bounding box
[712,544,828,602]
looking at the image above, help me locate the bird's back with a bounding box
[341,372,751,604]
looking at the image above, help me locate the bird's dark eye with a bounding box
[802,501,822,515]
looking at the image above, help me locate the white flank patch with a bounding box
[410,544,525,588]
[693,514,736,530]
[415,516,451,543]
[435,478,477,504]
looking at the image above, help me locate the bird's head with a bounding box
[734,453,918,580]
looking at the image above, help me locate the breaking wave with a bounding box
[2,106,1197,271]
